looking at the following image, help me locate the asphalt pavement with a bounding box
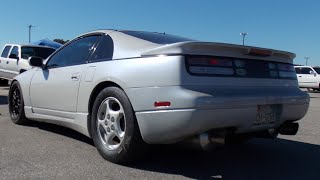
[0,86,319,180]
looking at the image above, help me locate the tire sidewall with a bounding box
[9,81,26,124]
[91,87,138,163]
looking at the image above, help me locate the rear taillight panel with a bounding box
[185,55,297,79]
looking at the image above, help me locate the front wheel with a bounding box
[9,81,28,124]
[91,87,145,164]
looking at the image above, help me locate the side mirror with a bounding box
[29,56,44,68]
[309,70,315,75]
[9,54,19,60]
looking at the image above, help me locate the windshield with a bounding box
[21,46,55,59]
[313,67,320,74]
[121,31,195,44]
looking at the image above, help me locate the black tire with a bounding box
[9,81,28,124]
[91,87,145,164]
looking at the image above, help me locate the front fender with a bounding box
[13,68,39,106]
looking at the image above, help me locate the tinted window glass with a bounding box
[10,46,19,57]
[121,31,194,44]
[90,35,114,62]
[300,67,313,74]
[21,47,55,59]
[1,46,12,58]
[295,68,301,74]
[313,67,320,74]
[47,36,99,68]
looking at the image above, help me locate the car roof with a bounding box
[76,29,296,61]
[4,44,56,49]
[294,66,312,68]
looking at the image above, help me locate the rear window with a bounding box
[121,31,194,44]
[1,45,12,58]
[21,46,55,59]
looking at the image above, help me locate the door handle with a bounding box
[71,73,81,81]
[298,76,302,77]
[71,76,79,81]
[6,61,9,64]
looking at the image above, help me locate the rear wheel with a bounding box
[9,81,28,124]
[91,87,145,164]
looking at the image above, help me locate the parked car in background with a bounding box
[294,65,320,91]
[9,30,310,164]
[0,44,56,84]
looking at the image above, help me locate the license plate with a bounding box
[254,105,278,126]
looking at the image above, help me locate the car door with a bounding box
[296,67,317,88]
[6,46,20,79]
[0,45,12,79]
[29,35,101,119]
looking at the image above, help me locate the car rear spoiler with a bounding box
[141,41,296,64]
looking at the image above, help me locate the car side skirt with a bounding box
[24,106,90,137]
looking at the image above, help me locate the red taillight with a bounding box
[154,101,171,107]
[187,56,234,75]
[186,55,296,79]
[188,57,232,66]
[209,58,219,65]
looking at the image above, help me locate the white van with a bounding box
[294,66,320,91]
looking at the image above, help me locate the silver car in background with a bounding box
[9,30,309,163]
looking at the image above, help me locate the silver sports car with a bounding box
[9,30,309,163]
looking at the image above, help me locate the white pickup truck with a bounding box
[0,44,55,84]
[294,65,320,91]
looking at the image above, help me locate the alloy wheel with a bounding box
[96,97,126,150]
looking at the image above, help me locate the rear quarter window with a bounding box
[89,35,114,62]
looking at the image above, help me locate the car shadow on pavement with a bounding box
[131,138,320,180]
[23,121,94,146]
[0,95,8,105]
[18,120,320,180]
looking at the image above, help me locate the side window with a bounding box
[47,35,100,68]
[301,67,313,74]
[9,46,19,57]
[90,35,114,62]
[295,68,301,74]
[1,46,12,58]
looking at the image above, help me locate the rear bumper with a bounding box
[136,103,308,144]
[126,86,310,144]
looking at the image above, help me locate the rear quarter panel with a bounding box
[76,55,184,113]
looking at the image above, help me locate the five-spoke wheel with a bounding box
[97,97,126,150]
[91,87,145,164]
